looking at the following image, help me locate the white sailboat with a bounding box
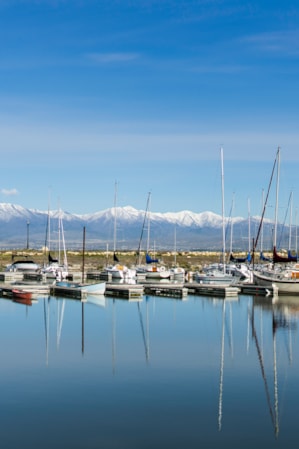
[104,182,136,280]
[253,148,299,294]
[195,148,234,285]
[136,192,171,279]
[169,225,185,280]
[43,206,69,281]
[56,227,106,295]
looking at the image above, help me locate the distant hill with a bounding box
[0,202,289,252]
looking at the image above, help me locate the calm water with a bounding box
[0,291,299,448]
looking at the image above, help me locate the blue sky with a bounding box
[1,0,299,221]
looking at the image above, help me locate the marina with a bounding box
[0,268,284,300]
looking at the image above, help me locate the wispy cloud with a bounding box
[87,52,140,64]
[242,30,299,56]
[1,188,18,196]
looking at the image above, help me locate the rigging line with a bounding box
[253,148,279,256]
[277,191,292,249]
[136,191,151,265]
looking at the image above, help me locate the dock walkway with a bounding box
[185,282,240,297]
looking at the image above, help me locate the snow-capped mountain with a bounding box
[0,202,275,251]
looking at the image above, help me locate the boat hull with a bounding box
[12,289,33,303]
[253,271,299,295]
[56,281,106,295]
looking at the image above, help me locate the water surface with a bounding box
[0,292,298,448]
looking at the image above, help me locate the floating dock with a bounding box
[236,283,278,297]
[143,283,188,298]
[104,283,144,300]
[185,282,240,297]
[87,271,112,281]
[0,271,24,282]
[50,285,87,300]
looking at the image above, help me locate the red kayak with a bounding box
[12,289,33,305]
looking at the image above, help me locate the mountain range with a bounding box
[0,202,287,252]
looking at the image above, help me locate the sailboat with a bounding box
[42,206,69,281]
[104,182,136,280]
[136,192,171,280]
[169,225,185,280]
[253,148,299,294]
[195,148,234,285]
[56,227,106,295]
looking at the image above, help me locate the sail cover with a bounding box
[146,253,159,264]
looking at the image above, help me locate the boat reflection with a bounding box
[250,295,299,438]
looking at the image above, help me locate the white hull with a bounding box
[136,265,170,279]
[81,282,106,295]
[195,272,233,285]
[145,270,171,279]
[6,261,40,272]
[253,271,299,295]
[105,265,136,280]
[43,263,69,281]
[170,267,185,279]
[56,281,106,295]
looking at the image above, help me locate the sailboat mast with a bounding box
[248,198,251,254]
[229,193,234,255]
[60,214,68,269]
[220,147,226,267]
[136,191,151,265]
[113,181,118,254]
[58,209,61,265]
[288,191,293,252]
[147,192,151,253]
[260,189,265,254]
[273,147,280,249]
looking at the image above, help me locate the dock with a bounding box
[236,283,278,297]
[104,283,144,300]
[0,271,24,282]
[50,285,87,301]
[184,282,240,297]
[143,283,188,298]
[87,270,112,281]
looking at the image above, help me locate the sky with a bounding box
[1,0,299,222]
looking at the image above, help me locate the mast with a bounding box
[260,189,265,255]
[229,193,234,255]
[296,208,298,255]
[60,211,68,269]
[289,192,293,251]
[248,197,251,256]
[147,192,152,253]
[273,147,280,250]
[136,191,151,265]
[113,181,118,254]
[82,226,86,283]
[252,148,279,259]
[220,147,226,268]
[174,224,177,266]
